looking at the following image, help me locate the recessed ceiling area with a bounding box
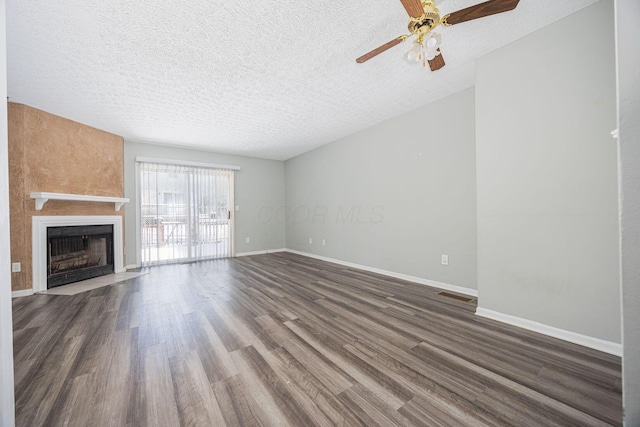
[7,0,597,160]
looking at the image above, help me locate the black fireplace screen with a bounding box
[47,225,114,288]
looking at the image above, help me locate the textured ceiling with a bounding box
[7,0,597,160]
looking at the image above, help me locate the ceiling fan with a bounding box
[356,0,520,71]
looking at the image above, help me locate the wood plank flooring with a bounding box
[12,252,622,426]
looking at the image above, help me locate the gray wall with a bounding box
[476,1,620,342]
[616,0,640,422]
[285,88,477,291]
[0,0,15,424]
[123,141,286,266]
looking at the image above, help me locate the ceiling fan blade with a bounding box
[356,36,407,63]
[428,50,445,71]
[400,0,425,18]
[444,0,520,26]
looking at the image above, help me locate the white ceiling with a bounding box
[7,0,597,160]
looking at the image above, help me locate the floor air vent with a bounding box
[437,291,474,303]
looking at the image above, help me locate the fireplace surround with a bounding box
[47,224,114,288]
[32,216,125,293]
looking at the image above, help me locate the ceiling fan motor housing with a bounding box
[408,1,441,36]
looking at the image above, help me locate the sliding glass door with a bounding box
[138,161,234,266]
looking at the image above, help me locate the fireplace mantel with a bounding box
[30,192,130,211]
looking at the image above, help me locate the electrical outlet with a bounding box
[308,237,313,244]
[441,254,449,266]
[235,205,240,211]
[11,262,21,273]
[322,239,326,246]
[245,237,250,243]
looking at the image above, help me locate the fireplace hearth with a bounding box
[47,224,114,288]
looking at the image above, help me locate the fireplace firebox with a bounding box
[47,224,114,288]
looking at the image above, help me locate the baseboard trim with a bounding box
[475,307,622,356]
[284,249,478,297]
[236,248,287,258]
[125,264,141,270]
[12,289,34,298]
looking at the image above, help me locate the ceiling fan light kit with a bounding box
[357,0,520,71]
[404,31,442,68]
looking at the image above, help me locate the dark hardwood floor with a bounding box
[12,252,622,426]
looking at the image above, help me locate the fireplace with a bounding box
[47,224,114,288]
[32,216,125,293]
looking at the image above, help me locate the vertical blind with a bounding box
[138,161,234,266]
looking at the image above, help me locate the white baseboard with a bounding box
[125,264,141,270]
[11,289,33,298]
[475,307,622,357]
[284,249,478,297]
[236,248,287,258]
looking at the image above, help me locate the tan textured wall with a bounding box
[8,104,26,291]
[8,103,124,291]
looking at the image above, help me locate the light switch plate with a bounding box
[11,262,21,273]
